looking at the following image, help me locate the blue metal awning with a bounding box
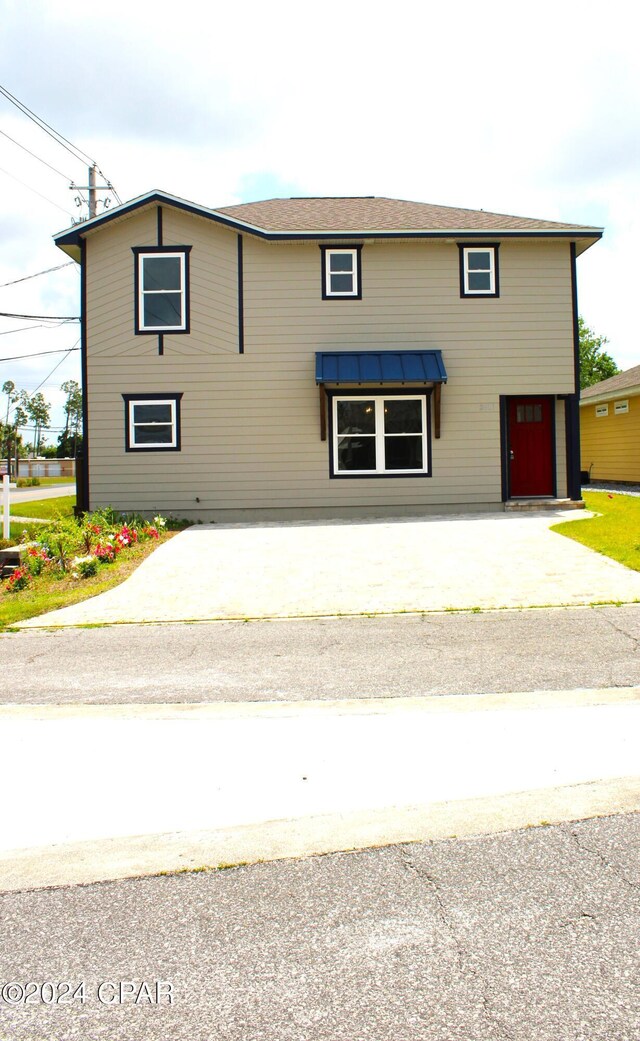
[315,350,447,385]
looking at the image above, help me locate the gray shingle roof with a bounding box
[216,196,600,234]
[54,190,603,260]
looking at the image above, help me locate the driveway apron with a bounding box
[17,510,640,627]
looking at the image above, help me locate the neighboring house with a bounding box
[53,193,601,521]
[580,365,640,484]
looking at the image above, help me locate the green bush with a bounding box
[16,477,41,487]
[73,556,99,579]
[39,517,83,573]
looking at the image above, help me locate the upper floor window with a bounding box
[321,246,362,300]
[458,244,499,298]
[133,247,191,333]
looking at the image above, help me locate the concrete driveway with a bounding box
[18,509,640,627]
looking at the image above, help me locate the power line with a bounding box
[0,83,95,167]
[0,163,73,217]
[5,342,79,424]
[31,343,79,394]
[0,86,123,215]
[16,424,67,433]
[0,311,79,321]
[0,324,54,337]
[0,128,72,181]
[0,262,75,289]
[0,346,81,363]
[98,168,122,206]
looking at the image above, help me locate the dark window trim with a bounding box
[458,242,500,298]
[325,386,432,479]
[122,392,183,452]
[319,245,363,300]
[132,246,192,335]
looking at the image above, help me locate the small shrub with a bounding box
[17,477,41,487]
[5,566,29,593]
[28,556,45,577]
[72,555,99,579]
[80,520,103,555]
[0,538,16,551]
[40,517,83,573]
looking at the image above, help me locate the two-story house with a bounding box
[54,193,601,521]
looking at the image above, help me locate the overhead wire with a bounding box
[0,346,81,363]
[0,311,79,321]
[31,343,79,394]
[7,341,80,426]
[0,163,73,217]
[0,83,95,167]
[0,262,75,289]
[0,324,55,337]
[0,128,73,181]
[0,86,124,216]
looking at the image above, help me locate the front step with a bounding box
[505,498,585,512]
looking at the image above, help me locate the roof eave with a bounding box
[53,190,604,250]
[580,384,640,405]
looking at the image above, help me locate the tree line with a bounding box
[1,379,82,470]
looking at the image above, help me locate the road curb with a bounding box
[1,776,639,892]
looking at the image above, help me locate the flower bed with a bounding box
[3,509,167,595]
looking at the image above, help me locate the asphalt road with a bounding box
[1,813,638,1041]
[2,605,640,704]
[7,483,75,505]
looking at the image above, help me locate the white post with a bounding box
[2,474,9,540]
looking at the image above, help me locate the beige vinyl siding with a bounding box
[580,394,640,482]
[84,211,576,518]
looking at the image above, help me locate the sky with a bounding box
[1,0,638,444]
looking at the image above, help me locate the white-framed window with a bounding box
[614,400,629,414]
[331,394,430,476]
[123,394,182,451]
[595,404,609,417]
[133,248,190,332]
[459,244,499,297]
[321,247,361,299]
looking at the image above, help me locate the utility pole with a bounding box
[70,164,113,223]
[88,163,97,218]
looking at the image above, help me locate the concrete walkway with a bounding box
[1,687,639,891]
[18,510,640,627]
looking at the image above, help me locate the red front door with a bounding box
[508,397,554,497]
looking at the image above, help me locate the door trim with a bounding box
[500,394,557,500]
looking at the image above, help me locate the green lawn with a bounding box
[18,476,76,487]
[10,495,76,520]
[551,491,640,571]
